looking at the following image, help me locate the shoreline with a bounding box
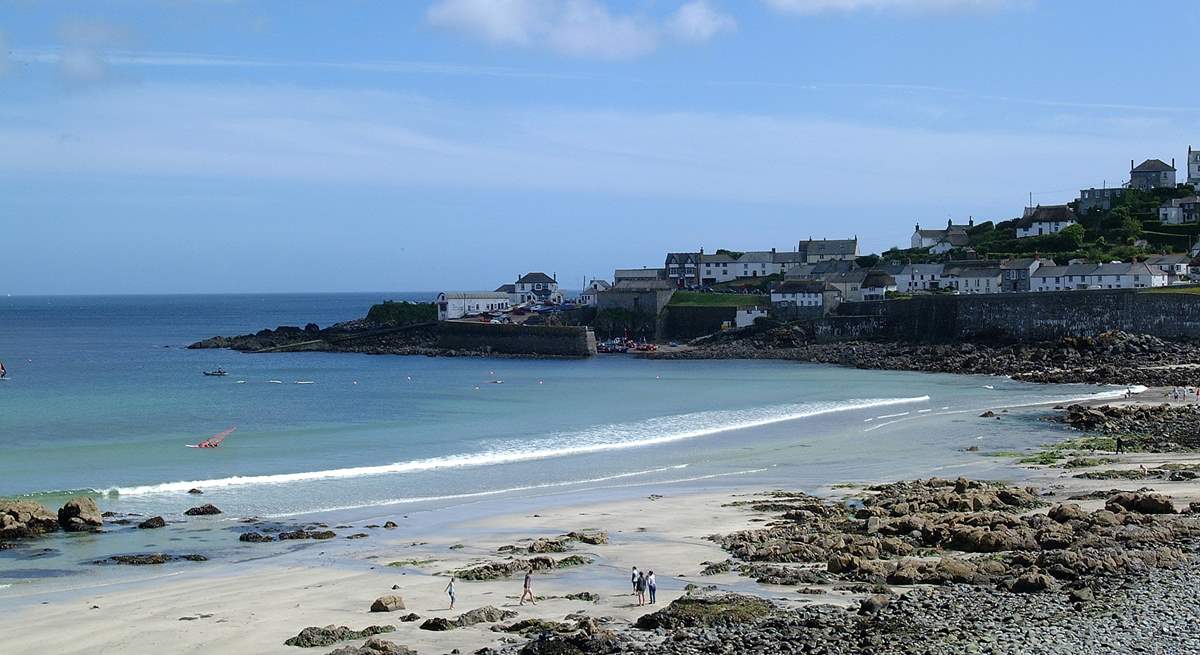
[5,382,1200,653]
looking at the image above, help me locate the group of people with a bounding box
[1168,386,1199,402]
[631,566,656,606]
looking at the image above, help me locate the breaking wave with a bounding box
[108,395,929,496]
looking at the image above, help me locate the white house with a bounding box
[1030,262,1168,291]
[436,292,511,321]
[1016,205,1077,238]
[770,280,828,307]
[1158,196,1200,225]
[735,308,769,328]
[943,266,1002,294]
[498,272,563,306]
[859,271,898,301]
[897,263,944,293]
[1144,254,1191,282]
[579,279,611,306]
[912,219,972,250]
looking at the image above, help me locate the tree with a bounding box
[855,254,880,269]
[1057,223,1085,249]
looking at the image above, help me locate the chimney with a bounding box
[1172,157,1176,169]
[1131,159,1135,173]
[553,272,557,281]
[771,247,776,254]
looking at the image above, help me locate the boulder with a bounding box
[1106,492,1175,515]
[183,504,222,516]
[239,531,273,543]
[418,606,516,631]
[58,497,103,532]
[370,595,407,613]
[1011,571,1057,593]
[137,516,166,530]
[0,500,60,539]
[283,625,396,647]
[187,488,203,495]
[1047,503,1087,524]
[327,638,416,655]
[634,593,773,630]
[858,594,891,614]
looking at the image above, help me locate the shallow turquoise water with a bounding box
[0,294,1126,587]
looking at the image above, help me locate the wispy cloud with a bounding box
[426,0,734,59]
[667,1,737,43]
[55,17,132,84]
[764,0,1023,14]
[0,82,1184,212]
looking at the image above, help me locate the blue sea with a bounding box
[0,293,1130,589]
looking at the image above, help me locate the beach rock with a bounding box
[187,488,203,495]
[859,594,891,614]
[97,553,172,565]
[58,497,103,532]
[383,521,398,529]
[239,531,273,543]
[370,595,407,612]
[1106,492,1175,514]
[137,516,166,529]
[419,606,516,631]
[634,593,773,630]
[0,500,59,539]
[278,529,336,540]
[326,638,415,655]
[1011,571,1058,593]
[566,530,608,545]
[184,504,222,516]
[564,592,599,602]
[283,624,395,647]
[398,613,421,622]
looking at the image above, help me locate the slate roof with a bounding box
[609,279,675,292]
[1031,266,1069,279]
[800,239,857,257]
[517,272,557,285]
[494,284,516,293]
[1132,159,1176,173]
[441,292,511,300]
[772,280,831,294]
[1016,205,1077,228]
[861,271,897,288]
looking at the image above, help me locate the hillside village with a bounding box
[436,146,1200,339]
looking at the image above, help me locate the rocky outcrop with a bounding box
[712,478,1200,600]
[326,638,415,655]
[278,529,336,540]
[453,555,592,581]
[369,595,406,613]
[650,330,1200,388]
[94,553,207,565]
[283,625,395,648]
[1060,403,1200,451]
[634,593,773,630]
[183,504,222,516]
[419,606,516,631]
[239,531,273,543]
[137,516,166,530]
[58,497,103,532]
[0,500,60,539]
[499,530,609,555]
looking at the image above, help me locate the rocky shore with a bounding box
[1060,402,1200,450]
[650,328,1200,387]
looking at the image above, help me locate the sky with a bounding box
[3,0,1200,294]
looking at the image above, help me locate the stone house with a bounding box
[1000,257,1049,292]
[1157,196,1200,224]
[1129,159,1177,191]
[1077,187,1126,214]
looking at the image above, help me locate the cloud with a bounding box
[427,0,671,59]
[0,82,1186,215]
[667,1,737,42]
[764,0,1021,14]
[55,17,132,84]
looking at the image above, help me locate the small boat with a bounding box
[203,369,228,377]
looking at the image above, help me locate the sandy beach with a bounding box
[6,424,1200,654]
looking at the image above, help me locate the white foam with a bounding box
[109,395,929,496]
[262,464,691,517]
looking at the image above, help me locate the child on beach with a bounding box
[445,577,456,610]
[519,568,536,606]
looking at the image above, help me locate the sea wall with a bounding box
[663,306,737,339]
[436,321,598,357]
[815,289,1200,343]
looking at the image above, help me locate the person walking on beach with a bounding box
[647,570,657,604]
[635,570,647,606]
[1115,436,1124,455]
[631,566,640,595]
[520,567,536,606]
[445,577,456,610]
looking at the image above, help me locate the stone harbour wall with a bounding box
[817,289,1200,343]
[436,321,597,357]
